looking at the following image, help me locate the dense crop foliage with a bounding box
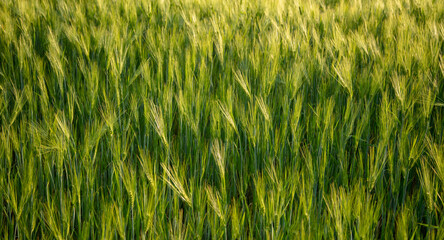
[1,0,444,239]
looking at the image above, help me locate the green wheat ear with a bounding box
[211,139,225,182]
[161,162,192,207]
[146,99,169,149]
[205,184,226,223]
[217,100,238,135]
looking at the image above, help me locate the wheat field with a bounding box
[1,0,444,239]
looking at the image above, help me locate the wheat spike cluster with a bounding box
[1,0,444,239]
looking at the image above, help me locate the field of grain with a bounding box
[1,0,444,239]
